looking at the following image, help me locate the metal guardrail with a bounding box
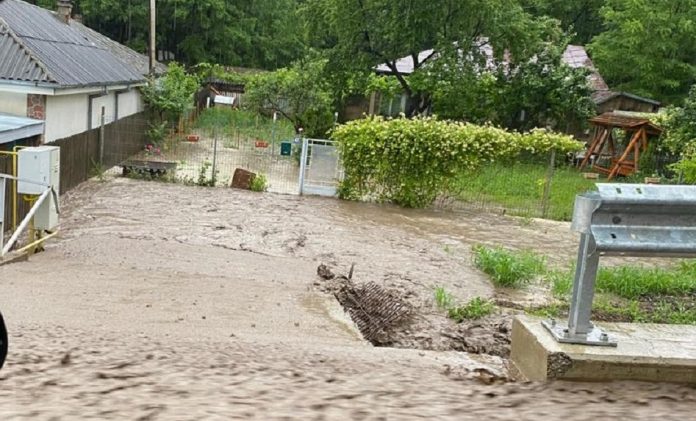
[543,183,696,346]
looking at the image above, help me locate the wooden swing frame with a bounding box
[579,113,662,181]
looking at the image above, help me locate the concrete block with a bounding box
[511,315,696,384]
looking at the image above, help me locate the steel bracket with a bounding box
[542,319,617,347]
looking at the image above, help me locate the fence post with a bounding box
[298,135,309,195]
[541,149,556,218]
[99,106,105,165]
[211,127,218,186]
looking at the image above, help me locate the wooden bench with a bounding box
[121,159,178,177]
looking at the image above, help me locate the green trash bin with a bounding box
[280,141,292,156]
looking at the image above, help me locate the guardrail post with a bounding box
[568,233,600,336]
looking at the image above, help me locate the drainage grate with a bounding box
[334,281,413,346]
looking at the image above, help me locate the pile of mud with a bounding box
[316,264,512,357]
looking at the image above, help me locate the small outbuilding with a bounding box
[592,91,661,114]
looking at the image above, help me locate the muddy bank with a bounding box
[316,264,512,357]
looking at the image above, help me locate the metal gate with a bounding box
[299,138,343,197]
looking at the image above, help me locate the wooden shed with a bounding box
[592,91,661,114]
[579,112,662,180]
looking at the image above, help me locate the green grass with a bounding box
[550,261,696,299]
[451,161,597,221]
[529,298,696,325]
[434,286,454,309]
[195,108,295,147]
[472,245,546,288]
[447,297,495,322]
[540,261,696,325]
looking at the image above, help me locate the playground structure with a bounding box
[579,112,662,180]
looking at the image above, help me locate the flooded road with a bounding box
[0,178,692,419]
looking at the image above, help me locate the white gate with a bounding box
[298,138,343,196]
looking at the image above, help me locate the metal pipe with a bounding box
[0,151,17,229]
[298,136,309,195]
[12,145,28,230]
[1,187,50,256]
[149,0,156,75]
[15,230,58,254]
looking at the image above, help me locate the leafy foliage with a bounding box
[588,0,696,103]
[427,41,594,131]
[141,63,199,123]
[245,59,335,137]
[333,117,582,207]
[53,0,304,69]
[303,0,560,115]
[250,174,269,192]
[521,0,604,44]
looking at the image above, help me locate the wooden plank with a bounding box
[580,128,609,169]
[608,129,642,181]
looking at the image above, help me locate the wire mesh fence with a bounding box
[433,149,686,221]
[123,108,339,196]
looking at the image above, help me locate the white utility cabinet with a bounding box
[18,146,60,231]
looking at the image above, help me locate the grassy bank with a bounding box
[450,161,597,221]
[471,245,696,324]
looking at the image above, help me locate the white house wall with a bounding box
[90,92,117,128]
[0,91,27,116]
[117,89,144,118]
[45,94,89,143]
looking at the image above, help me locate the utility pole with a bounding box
[149,0,156,75]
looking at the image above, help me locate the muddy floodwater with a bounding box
[0,178,693,419]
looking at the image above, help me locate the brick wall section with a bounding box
[27,94,46,120]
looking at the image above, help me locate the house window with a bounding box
[378,93,408,117]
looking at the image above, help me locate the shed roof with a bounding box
[591,90,661,107]
[589,112,662,134]
[0,0,154,88]
[0,113,44,144]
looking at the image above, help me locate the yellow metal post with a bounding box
[0,150,18,230]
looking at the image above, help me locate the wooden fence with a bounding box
[2,112,148,229]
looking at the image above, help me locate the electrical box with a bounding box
[18,146,60,195]
[18,146,60,231]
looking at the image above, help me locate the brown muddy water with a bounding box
[0,177,693,419]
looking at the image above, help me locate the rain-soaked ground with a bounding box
[0,177,694,419]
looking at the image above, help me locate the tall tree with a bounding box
[521,0,604,44]
[303,0,559,115]
[589,0,696,104]
[40,0,305,69]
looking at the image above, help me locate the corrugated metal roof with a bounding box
[0,0,148,88]
[0,112,44,143]
[0,18,54,83]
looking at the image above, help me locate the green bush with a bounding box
[332,117,583,207]
[250,173,268,192]
[472,245,546,288]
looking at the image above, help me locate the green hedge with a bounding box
[333,117,583,207]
